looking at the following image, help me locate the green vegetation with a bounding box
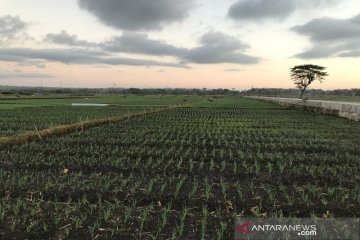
[195,97,284,108]
[0,97,359,239]
[244,88,360,103]
[0,95,203,109]
[0,106,167,137]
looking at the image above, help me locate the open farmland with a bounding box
[0,97,359,239]
[0,95,202,109]
[0,106,166,137]
[0,95,202,137]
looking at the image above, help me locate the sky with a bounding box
[0,0,359,90]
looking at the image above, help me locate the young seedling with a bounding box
[177,207,188,237]
[175,176,186,199]
[216,221,227,240]
[220,178,228,200]
[204,177,212,200]
[103,207,112,223]
[199,159,204,170]
[160,203,172,229]
[189,158,194,172]
[200,206,208,240]
[189,180,198,199]
[220,160,226,173]
[235,182,243,200]
[209,159,215,172]
[267,163,273,174]
[123,206,132,224]
[254,159,261,174]
[146,179,155,195]
[233,160,238,174]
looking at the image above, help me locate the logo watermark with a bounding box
[235,217,359,239]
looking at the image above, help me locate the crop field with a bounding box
[0,95,202,137]
[0,106,166,137]
[0,95,202,109]
[0,97,359,239]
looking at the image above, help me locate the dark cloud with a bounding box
[0,48,188,68]
[338,50,360,57]
[294,46,339,59]
[17,60,47,69]
[42,30,259,65]
[228,0,296,21]
[103,31,260,64]
[296,0,340,9]
[98,57,188,68]
[183,31,259,64]
[292,13,360,59]
[292,15,360,42]
[102,32,186,56]
[228,0,341,22]
[77,0,195,31]
[0,72,52,79]
[0,15,28,43]
[0,47,106,63]
[45,31,186,56]
[45,30,93,46]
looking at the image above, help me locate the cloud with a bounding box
[292,13,360,59]
[45,30,93,47]
[224,68,242,72]
[0,15,28,44]
[0,72,52,79]
[0,47,106,63]
[293,45,339,59]
[292,15,360,42]
[102,32,187,56]
[183,31,259,64]
[227,0,341,22]
[99,57,188,68]
[43,30,259,65]
[296,0,340,9]
[228,0,296,21]
[338,50,360,57]
[77,0,195,31]
[105,31,261,64]
[0,47,188,68]
[17,60,46,69]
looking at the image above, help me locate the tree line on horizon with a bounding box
[0,86,359,98]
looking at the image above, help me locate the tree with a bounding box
[290,64,328,99]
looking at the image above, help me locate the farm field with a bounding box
[0,97,359,239]
[0,95,203,109]
[0,106,167,137]
[0,95,202,137]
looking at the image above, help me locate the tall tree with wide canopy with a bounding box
[290,64,328,99]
